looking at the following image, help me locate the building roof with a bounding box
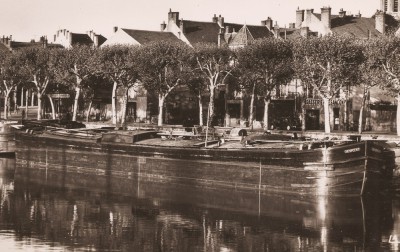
[70,33,94,45]
[229,25,255,47]
[122,28,181,44]
[331,15,383,38]
[181,20,220,44]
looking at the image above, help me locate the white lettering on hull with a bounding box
[344,147,360,154]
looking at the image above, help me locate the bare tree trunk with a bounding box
[37,92,42,120]
[48,96,56,119]
[3,92,10,119]
[86,100,92,123]
[323,97,331,134]
[112,81,118,125]
[72,86,81,121]
[198,92,204,126]
[25,89,28,119]
[120,88,128,127]
[13,90,17,114]
[263,98,270,130]
[301,98,306,132]
[248,83,256,128]
[358,93,366,134]
[208,86,216,124]
[397,94,400,136]
[158,94,165,126]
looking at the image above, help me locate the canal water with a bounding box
[0,158,400,251]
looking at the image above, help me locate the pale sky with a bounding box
[0,0,380,42]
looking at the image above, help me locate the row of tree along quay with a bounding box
[1,35,400,135]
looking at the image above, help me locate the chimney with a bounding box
[300,27,309,38]
[355,11,362,18]
[168,9,179,24]
[160,21,167,31]
[274,22,280,38]
[225,25,230,33]
[218,15,224,27]
[113,26,118,33]
[305,9,313,25]
[180,18,185,33]
[68,31,72,45]
[296,8,305,28]
[54,34,56,42]
[321,7,331,28]
[289,23,296,29]
[218,28,224,47]
[42,36,48,48]
[375,10,386,34]
[212,14,218,23]
[93,34,99,48]
[339,8,346,18]
[261,17,273,30]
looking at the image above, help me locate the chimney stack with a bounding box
[375,10,386,34]
[93,34,99,48]
[339,8,346,18]
[261,17,273,30]
[305,9,313,25]
[218,15,224,27]
[274,22,280,38]
[168,9,179,24]
[321,7,331,29]
[113,26,118,33]
[212,14,218,23]
[180,18,185,33]
[296,8,305,28]
[218,28,225,47]
[160,21,167,31]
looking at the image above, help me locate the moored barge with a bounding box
[14,123,395,196]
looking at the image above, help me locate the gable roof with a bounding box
[70,33,94,45]
[229,25,255,47]
[181,20,220,44]
[122,28,181,44]
[331,15,383,38]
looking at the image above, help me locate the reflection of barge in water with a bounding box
[14,120,395,196]
[13,165,392,251]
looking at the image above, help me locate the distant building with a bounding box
[53,29,106,48]
[381,0,400,19]
[161,9,274,48]
[102,27,181,46]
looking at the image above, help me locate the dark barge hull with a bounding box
[14,131,394,196]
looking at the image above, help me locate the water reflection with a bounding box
[0,160,396,251]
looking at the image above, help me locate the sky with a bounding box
[0,0,381,42]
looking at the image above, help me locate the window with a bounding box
[395,0,399,12]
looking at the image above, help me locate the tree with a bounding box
[137,41,189,126]
[18,47,58,120]
[356,38,385,134]
[375,36,400,135]
[236,38,293,129]
[293,35,364,133]
[187,43,235,127]
[54,45,98,121]
[0,52,25,119]
[182,74,207,126]
[98,45,140,126]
